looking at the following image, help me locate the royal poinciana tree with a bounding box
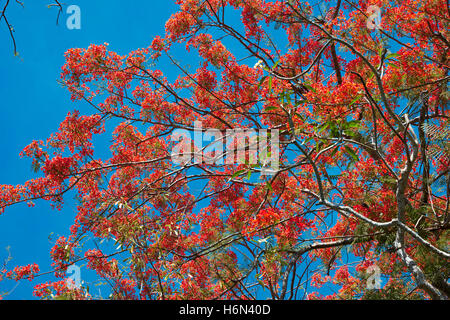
[0,0,449,300]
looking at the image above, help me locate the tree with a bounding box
[0,0,449,300]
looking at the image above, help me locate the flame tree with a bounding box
[1,0,449,300]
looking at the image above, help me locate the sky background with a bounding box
[0,0,180,299]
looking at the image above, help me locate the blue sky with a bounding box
[0,0,180,299]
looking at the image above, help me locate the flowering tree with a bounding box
[1,0,449,300]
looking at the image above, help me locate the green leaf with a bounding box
[330,145,340,158]
[258,75,268,88]
[230,169,246,180]
[265,105,278,111]
[272,60,280,69]
[294,111,305,121]
[303,83,316,93]
[386,62,400,69]
[377,47,384,57]
[344,146,359,162]
[346,120,361,128]
[32,161,41,173]
[343,129,356,137]
[303,136,314,144]
[317,122,330,134]
[329,122,340,137]
[348,95,362,107]
[385,52,400,60]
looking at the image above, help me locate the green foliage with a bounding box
[422,122,450,163]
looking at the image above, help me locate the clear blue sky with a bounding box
[0,0,383,300]
[0,0,179,299]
